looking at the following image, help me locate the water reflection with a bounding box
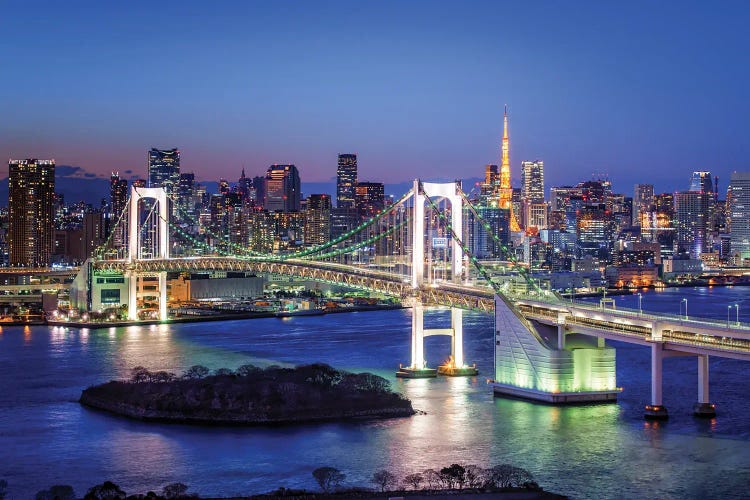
[2,294,750,498]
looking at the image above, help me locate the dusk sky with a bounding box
[2,1,749,195]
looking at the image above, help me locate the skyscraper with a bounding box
[147,148,180,192]
[729,172,750,262]
[633,184,654,227]
[337,154,357,209]
[304,194,332,246]
[109,172,128,250]
[675,191,712,258]
[520,160,545,203]
[264,164,301,212]
[8,159,56,267]
[355,182,385,219]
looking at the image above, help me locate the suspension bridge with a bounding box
[71,180,750,419]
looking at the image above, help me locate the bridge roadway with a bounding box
[94,256,750,360]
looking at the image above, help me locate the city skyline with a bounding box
[2,1,749,192]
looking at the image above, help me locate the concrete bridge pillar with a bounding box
[158,271,168,321]
[127,271,138,321]
[694,354,716,418]
[645,343,669,419]
[556,312,567,350]
[451,308,464,367]
[411,302,425,370]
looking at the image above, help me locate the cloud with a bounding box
[124,169,133,174]
[84,173,97,178]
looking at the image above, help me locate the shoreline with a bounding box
[79,392,415,427]
[47,304,404,330]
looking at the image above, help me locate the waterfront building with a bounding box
[355,182,385,219]
[264,164,301,212]
[305,194,332,246]
[8,159,56,267]
[729,172,750,263]
[336,154,357,209]
[147,148,180,193]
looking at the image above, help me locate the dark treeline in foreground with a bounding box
[0,463,563,499]
[79,363,414,424]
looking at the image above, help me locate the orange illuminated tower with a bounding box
[499,106,521,231]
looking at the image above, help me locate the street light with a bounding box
[681,298,688,320]
[637,293,643,316]
[735,304,740,326]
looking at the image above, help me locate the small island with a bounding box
[80,363,415,425]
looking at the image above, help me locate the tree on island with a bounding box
[83,480,126,500]
[162,482,189,499]
[439,464,467,489]
[182,365,209,379]
[487,464,534,489]
[35,485,76,500]
[371,470,398,492]
[130,366,152,383]
[312,466,346,493]
[402,472,424,490]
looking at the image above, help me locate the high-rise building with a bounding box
[633,184,654,227]
[675,191,712,258]
[336,154,357,209]
[520,161,545,203]
[109,172,128,250]
[264,164,301,212]
[729,172,750,262]
[252,176,266,208]
[355,182,385,219]
[690,171,715,194]
[481,164,500,206]
[83,212,105,259]
[304,194,332,246]
[8,159,56,267]
[147,148,180,193]
[176,173,197,220]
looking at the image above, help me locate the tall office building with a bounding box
[520,160,545,203]
[729,172,750,262]
[481,164,500,206]
[109,172,128,249]
[632,184,654,227]
[675,191,712,258]
[264,164,301,212]
[147,148,180,192]
[8,159,56,267]
[355,182,385,219]
[336,154,357,209]
[690,171,715,195]
[176,173,197,219]
[304,194,332,246]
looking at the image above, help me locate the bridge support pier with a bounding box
[127,272,138,321]
[439,308,478,377]
[693,354,716,418]
[397,303,477,378]
[397,302,436,378]
[645,343,669,420]
[158,271,168,321]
